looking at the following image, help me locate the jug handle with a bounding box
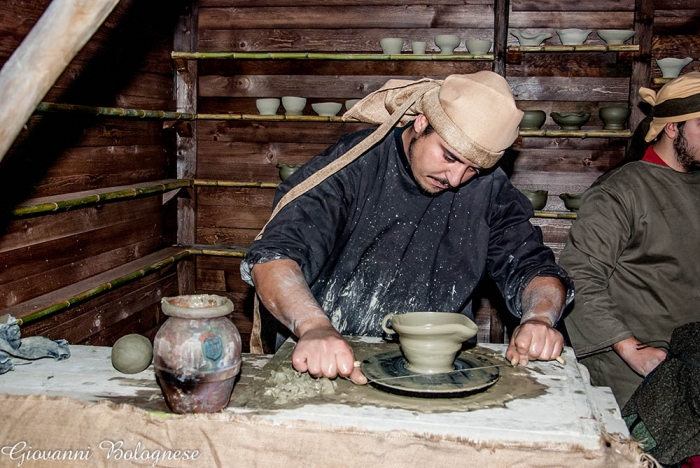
[381,313,396,336]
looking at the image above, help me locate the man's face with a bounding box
[407,127,482,196]
[674,117,700,172]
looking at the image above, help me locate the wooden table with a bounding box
[0,340,644,467]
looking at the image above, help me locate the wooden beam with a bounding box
[629,0,654,130]
[0,0,121,163]
[175,0,198,295]
[493,0,510,77]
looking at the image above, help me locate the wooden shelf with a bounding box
[171,51,494,62]
[7,245,249,326]
[519,129,632,138]
[508,45,638,53]
[193,179,279,188]
[11,179,191,217]
[36,102,195,120]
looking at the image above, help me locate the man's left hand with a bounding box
[505,317,564,367]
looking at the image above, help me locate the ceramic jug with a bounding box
[511,31,551,46]
[656,57,693,78]
[381,312,478,374]
[154,294,241,414]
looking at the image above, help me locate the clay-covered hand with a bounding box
[612,336,667,377]
[505,317,564,367]
[292,317,367,385]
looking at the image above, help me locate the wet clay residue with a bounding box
[231,339,547,413]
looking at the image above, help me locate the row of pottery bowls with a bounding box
[256,97,360,116]
[380,36,492,55]
[520,190,582,212]
[520,107,630,130]
[511,29,635,46]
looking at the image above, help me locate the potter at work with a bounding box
[559,74,700,458]
[241,72,574,385]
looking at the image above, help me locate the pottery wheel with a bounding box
[360,350,500,398]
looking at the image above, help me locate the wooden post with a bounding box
[629,0,654,130]
[175,0,198,295]
[0,0,120,163]
[493,0,510,77]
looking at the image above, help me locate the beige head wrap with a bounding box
[640,71,700,142]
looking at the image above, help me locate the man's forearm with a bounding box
[520,276,567,326]
[250,258,329,335]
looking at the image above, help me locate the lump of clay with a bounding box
[111,334,153,374]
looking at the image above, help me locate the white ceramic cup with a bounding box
[311,102,343,116]
[411,41,427,54]
[255,98,280,116]
[380,37,404,54]
[282,96,306,116]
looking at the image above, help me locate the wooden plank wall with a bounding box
[194,0,497,351]
[0,0,184,344]
[194,0,700,348]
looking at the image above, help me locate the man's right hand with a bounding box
[613,336,667,376]
[292,317,367,385]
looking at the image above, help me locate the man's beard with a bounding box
[407,135,450,197]
[674,127,700,172]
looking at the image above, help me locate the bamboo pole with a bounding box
[36,102,196,120]
[18,249,192,326]
[533,211,578,219]
[171,51,493,61]
[0,0,121,163]
[507,45,639,53]
[11,179,191,217]
[193,179,279,189]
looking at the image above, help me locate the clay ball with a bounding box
[111,334,153,374]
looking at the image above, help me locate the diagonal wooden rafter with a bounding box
[0,0,121,163]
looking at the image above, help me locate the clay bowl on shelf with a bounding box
[559,193,583,212]
[465,39,492,54]
[596,29,635,45]
[277,163,303,181]
[656,57,693,79]
[519,110,547,130]
[255,98,280,116]
[311,102,343,116]
[380,37,404,54]
[345,99,361,110]
[520,189,548,210]
[510,31,551,46]
[599,107,630,130]
[555,28,592,45]
[550,112,590,130]
[435,34,461,54]
[281,96,306,116]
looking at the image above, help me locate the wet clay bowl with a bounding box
[312,102,343,116]
[560,193,583,212]
[519,110,546,130]
[551,111,590,130]
[596,29,635,45]
[656,57,693,79]
[520,189,548,210]
[599,107,630,130]
[435,34,461,54]
[381,312,478,374]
